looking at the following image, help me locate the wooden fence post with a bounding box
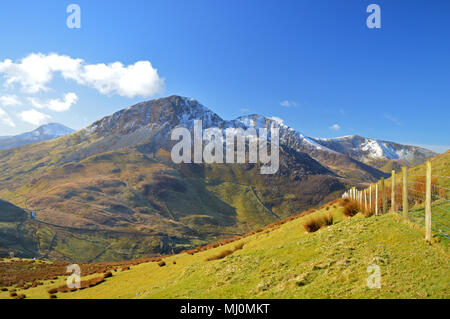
[425,160,432,242]
[381,177,386,214]
[391,170,396,212]
[369,185,372,213]
[375,183,379,216]
[364,189,367,211]
[402,166,409,220]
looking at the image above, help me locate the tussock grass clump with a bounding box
[157,261,166,267]
[9,291,17,297]
[55,274,107,294]
[47,287,58,294]
[303,213,334,233]
[206,242,246,261]
[343,200,360,217]
[207,249,233,261]
[361,206,374,217]
[103,271,113,278]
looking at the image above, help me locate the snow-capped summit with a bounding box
[0,123,74,150]
[80,95,436,168]
[87,95,225,136]
[310,135,437,164]
[229,114,338,154]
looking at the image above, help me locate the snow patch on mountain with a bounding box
[312,135,436,163]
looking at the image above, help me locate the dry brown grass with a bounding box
[206,242,246,261]
[303,213,334,233]
[0,256,166,289]
[47,287,58,294]
[343,200,360,217]
[206,249,233,261]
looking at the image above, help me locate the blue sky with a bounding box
[0,0,449,152]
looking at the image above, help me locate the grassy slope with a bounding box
[380,150,450,242]
[383,150,450,188]
[3,204,448,299]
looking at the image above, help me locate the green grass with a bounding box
[376,150,450,243]
[2,203,448,299]
[402,200,450,245]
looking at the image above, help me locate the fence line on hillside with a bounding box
[342,160,450,241]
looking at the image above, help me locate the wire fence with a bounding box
[342,160,450,241]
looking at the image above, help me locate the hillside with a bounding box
[0,96,440,262]
[1,201,448,299]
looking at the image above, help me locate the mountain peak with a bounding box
[0,123,74,150]
[88,95,224,136]
[34,123,75,137]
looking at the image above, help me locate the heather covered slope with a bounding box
[1,203,448,299]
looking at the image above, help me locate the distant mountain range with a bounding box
[0,123,74,150]
[311,135,437,166]
[0,95,438,261]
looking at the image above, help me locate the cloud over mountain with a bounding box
[0,53,165,98]
[19,109,52,125]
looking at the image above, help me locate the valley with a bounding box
[0,96,439,262]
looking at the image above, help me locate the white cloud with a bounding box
[0,53,164,98]
[270,116,284,125]
[280,100,297,107]
[19,109,52,126]
[0,95,22,106]
[81,61,164,98]
[330,124,340,131]
[28,92,78,112]
[0,107,15,127]
[240,108,251,113]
